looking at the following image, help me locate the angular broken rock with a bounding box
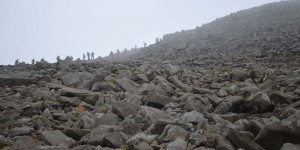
[8,126,34,137]
[135,106,170,130]
[112,77,139,93]
[94,112,118,126]
[228,128,265,150]
[158,124,189,142]
[280,143,300,150]
[254,120,300,150]
[61,72,81,87]
[180,110,205,124]
[42,130,76,147]
[102,132,125,148]
[166,137,188,150]
[112,101,140,119]
[61,87,97,97]
[244,92,273,113]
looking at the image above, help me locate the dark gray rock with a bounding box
[61,73,81,87]
[166,137,188,150]
[112,101,140,119]
[270,91,292,105]
[254,121,300,150]
[94,112,118,126]
[103,132,125,148]
[158,124,189,142]
[8,126,34,137]
[63,128,91,141]
[228,128,265,150]
[244,92,273,113]
[41,130,76,147]
[280,143,300,150]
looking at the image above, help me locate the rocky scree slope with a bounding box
[133,0,300,64]
[0,1,300,150]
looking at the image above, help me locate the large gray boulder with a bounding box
[41,130,76,147]
[112,101,141,119]
[254,120,300,150]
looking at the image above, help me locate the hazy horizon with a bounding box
[0,0,282,65]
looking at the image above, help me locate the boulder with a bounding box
[102,132,125,148]
[254,121,300,150]
[158,124,189,142]
[280,143,300,150]
[112,101,140,119]
[166,137,188,150]
[180,110,205,124]
[270,91,292,105]
[61,73,81,87]
[228,128,265,150]
[94,113,118,126]
[41,130,76,147]
[244,92,273,113]
[135,106,170,130]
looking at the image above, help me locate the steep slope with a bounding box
[134,0,300,61]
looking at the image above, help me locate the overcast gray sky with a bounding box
[0,0,282,65]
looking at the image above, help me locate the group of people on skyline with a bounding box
[83,52,95,61]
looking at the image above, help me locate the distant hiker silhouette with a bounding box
[56,56,60,63]
[83,53,86,60]
[15,59,19,65]
[143,42,147,47]
[32,59,35,65]
[87,52,90,60]
[91,52,95,60]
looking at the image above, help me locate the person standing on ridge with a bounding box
[32,59,35,65]
[83,53,86,60]
[143,42,147,47]
[91,52,95,60]
[15,59,19,65]
[87,52,90,61]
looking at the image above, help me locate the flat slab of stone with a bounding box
[42,130,76,147]
[0,77,38,87]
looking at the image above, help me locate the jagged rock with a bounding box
[207,94,224,106]
[33,146,71,150]
[270,91,292,105]
[135,106,170,130]
[244,92,273,113]
[61,87,97,97]
[218,88,229,97]
[158,124,189,142]
[61,73,81,87]
[41,130,76,147]
[63,128,91,141]
[279,107,297,119]
[78,115,95,129]
[249,119,265,136]
[130,141,153,150]
[215,134,235,150]
[72,145,96,150]
[112,77,139,93]
[102,132,125,148]
[0,77,38,87]
[94,112,118,126]
[192,87,214,95]
[180,110,205,124]
[166,137,188,150]
[228,128,265,150]
[8,126,34,137]
[137,74,149,82]
[254,120,300,150]
[146,93,175,109]
[280,143,300,150]
[81,125,122,146]
[112,101,140,119]
[168,75,190,91]
[150,119,193,135]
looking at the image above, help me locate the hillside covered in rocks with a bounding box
[1,1,300,150]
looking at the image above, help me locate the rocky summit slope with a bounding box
[1,1,300,150]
